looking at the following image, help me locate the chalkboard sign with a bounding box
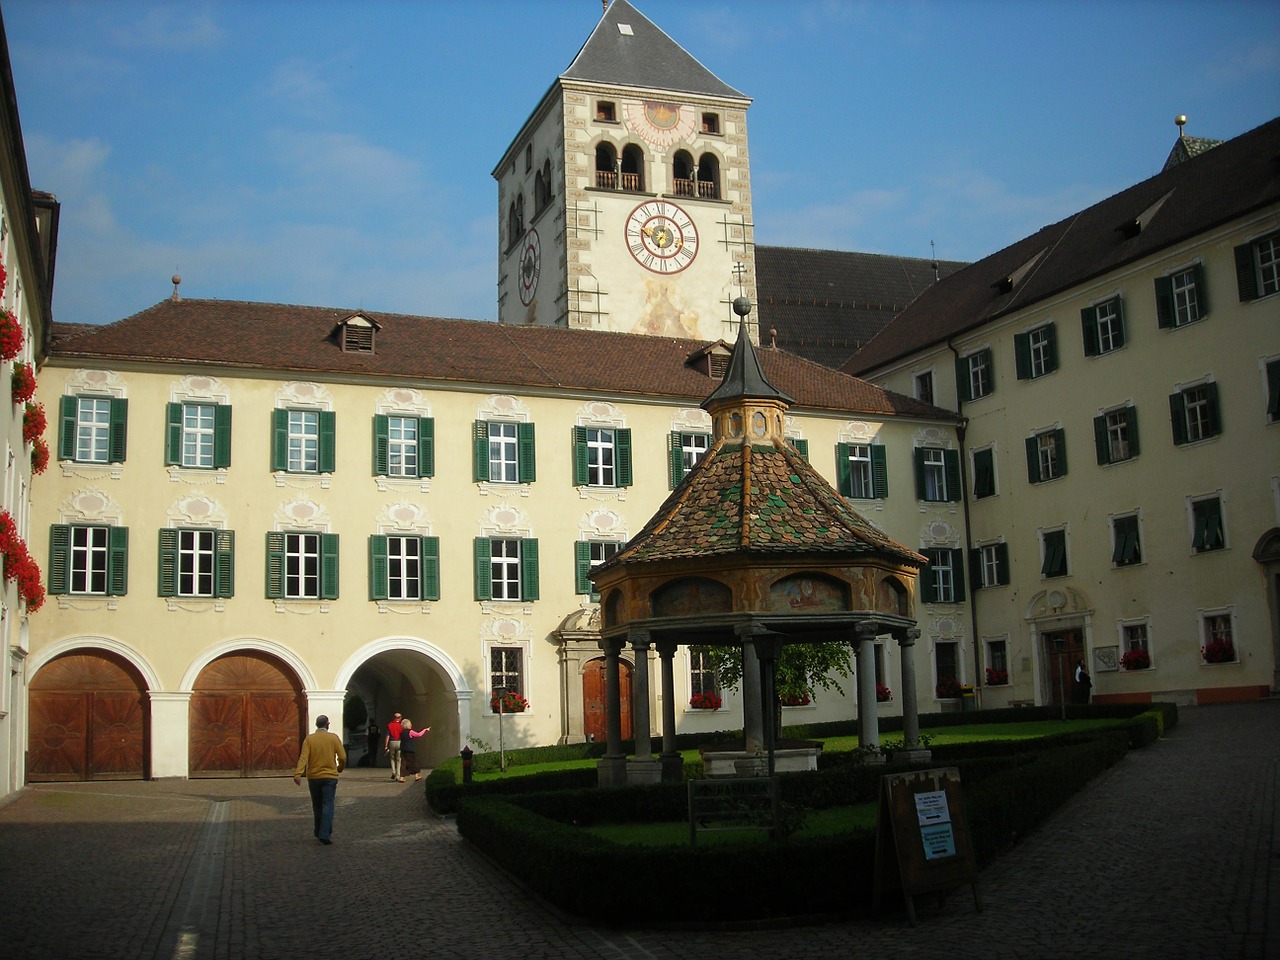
[872,766,982,924]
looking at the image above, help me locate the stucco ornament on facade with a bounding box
[170,374,229,404]
[1026,587,1093,621]
[166,495,227,529]
[274,497,331,531]
[377,501,432,534]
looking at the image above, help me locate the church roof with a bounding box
[46,298,954,421]
[561,0,746,101]
[845,116,1280,377]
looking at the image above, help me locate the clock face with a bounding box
[518,229,541,305]
[625,201,698,274]
[625,100,696,147]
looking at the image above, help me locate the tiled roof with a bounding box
[1162,134,1224,171]
[845,116,1280,377]
[602,436,926,566]
[47,298,956,420]
[756,246,967,370]
[561,0,746,100]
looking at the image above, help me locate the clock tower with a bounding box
[493,0,757,342]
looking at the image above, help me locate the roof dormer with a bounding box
[336,312,380,353]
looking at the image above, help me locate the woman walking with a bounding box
[397,717,430,782]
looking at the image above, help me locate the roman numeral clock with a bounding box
[625,200,698,274]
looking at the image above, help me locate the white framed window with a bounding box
[1095,406,1138,465]
[1200,609,1237,664]
[914,370,934,405]
[1119,619,1151,670]
[387,416,419,478]
[181,403,216,468]
[986,638,1009,684]
[1110,513,1142,567]
[489,422,519,483]
[1029,326,1053,377]
[1094,299,1123,352]
[285,532,321,599]
[968,350,992,399]
[159,527,234,599]
[923,448,947,500]
[976,541,1009,588]
[1170,381,1222,445]
[922,548,963,603]
[847,443,872,498]
[70,525,110,594]
[1189,494,1226,553]
[575,539,622,595]
[1027,428,1067,482]
[490,538,522,600]
[287,410,319,473]
[1259,235,1280,297]
[1171,269,1203,326]
[489,646,526,712]
[386,535,422,599]
[681,433,709,472]
[587,428,615,486]
[76,396,112,463]
[688,647,720,708]
[49,523,129,597]
[178,528,216,596]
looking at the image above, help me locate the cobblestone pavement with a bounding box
[0,701,1275,960]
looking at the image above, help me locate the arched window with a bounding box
[507,201,519,246]
[696,153,720,200]
[620,144,645,192]
[542,159,553,204]
[595,143,618,189]
[672,150,695,198]
[534,169,546,213]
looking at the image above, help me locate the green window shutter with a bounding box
[1111,520,1129,565]
[58,396,78,461]
[574,541,592,595]
[48,525,70,594]
[1201,500,1223,550]
[320,533,340,599]
[1093,414,1110,465]
[1154,276,1175,328]
[1111,298,1126,348]
[107,526,129,596]
[972,448,994,498]
[836,442,852,496]
[950,549,966,602]
[1204,381,1221,436]
[920,553,936,603]
[870,445,889,499]
[1043,324,1059,373]
[616,428,633,487]
[912,448,927,500]
[372,415,390,476]
[968,548,983,592]
[521,538,540,601]
[213,405,232,469]
[214,529,234,598]
[265,531,286,599]
[517,422,536,483]
[995,542,1010,585]
[473,538,493,601]
[158,528,179,596]
[944,449,961,501]
[791,438,809,461]
[572,426,589,486]
[473,421,490,482]
[1025,436,1039,483]
[955,355,972,402]
[1053,428,1067,477]
[1169,391,1188,445]
[1125,405,1140,457]
[108,398,129,464]
[668,432,684,489]
[420,537,440,601]
[318,411,336,474]
[1266,360,1280,420]
[271,410,289,471]
[1191,263,1208,317]
[1014,332,1032,380]
[164,403,183,465]
[418,418,435,478]
[1234,241,1259,302]
[369,535,388,601]
[1081,306,1101,355]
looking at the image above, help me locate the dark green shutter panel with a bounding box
[792,438,809,461]
[955,355,972,402]
[574,541,593,595]
[107,526,129,596]
[950,549,966,602]
[213,405,232,469]
[920,553,936,603]
[668,432,684,488]
[1267,360,1280,420]
[1094,414,1110,465]
[1111,299,1126,348]
[420,537,440,601]
[870,445,889,499]
[158,528,179,596]
[272,410,290,472]
[48,525,70,594]
[473,421,490,482]
[265,531,286,599]
[1204,381,1221,435]
[214,529,234,598]
[373,415,390,476]
[320,533,339,599]
[1014,332,1031,380]
[572,426,589,486]
[1234,241,1259,302]
[1052,428,1067,476]
[1191,263,1208,317]
[58,396,78,461]
[995,542,1010,584]
[1081,306,1100,355]
[968,548,982,592]
[164,403,183,465]
[1125,406,1140,456]
[1111,521,1128,565]
[944,449,961,501]
[1043,324,1058,373]
[108,398,128,464]
[973,448,993,497]
[836,443,852,496]
[913,448,927,499]
[517,422,536,483]
[1025,436,1040,483]
[369,535,388,601]
[521,538,540,601]
[318,411,336,474]
[1169,392,1188,445]
[1154,276,1175,328]
[418,418,435,478]
[616,428,633,487]
[473,538,493,601]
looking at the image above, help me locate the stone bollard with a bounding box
[460,745,473,784]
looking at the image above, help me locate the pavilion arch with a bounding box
[767,572,850,612]
[650,576,733,617]
[876,574,911,616]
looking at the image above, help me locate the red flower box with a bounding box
[22,402,45,444]
[1120,649,1151,670]
[689,691,722,710]
[985,668,1009,685]
[10,361,35,403]
[0,310,22,361]
[489,690,528,713]
[1202,638,1235,664]
[31,436,49,475]
[876,684,893,702]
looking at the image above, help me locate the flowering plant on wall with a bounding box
[1202,638,1235,664]
[30,436,49,475]
[778,690,812,706]
[1120,649,1151,670]
[935,677,963,699]
[985,668,1009,685]
[22,402,45,444]
[876,684,893,702]
[0,310,22,361]
[11,362,35,403]
[489,689,528,713]
[689,690,722,710]
[0,510,45,611]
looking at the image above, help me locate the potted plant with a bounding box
[935,677,963,699]
[985,667,1009,685]
[1120,648,1151,670]
[22,402,45,444]
[0,310,22,361]
[689,690,722,710]
[30,436,48,475]
[490,689,528,713]
[1202,638,1235,664]
[10,362,35,403]
[875,683,893,702]
[778,690,812,706]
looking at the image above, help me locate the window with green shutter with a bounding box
[573,426,632,487]
[1015,323,1057,380]
[1081,297,1125,355]
[1094,407,1138,465]
[956,349,993,402]
[1111,515,1142,567]
[575,540,621,596]
[788,437,809,460]
[474,421,536,483]
[914,447,959,501]
[369,534,439,601]
[1234,232,1279,302]
[1041,529,1068,578]
[1155,264,1207,328]
[970,541,1009,590]
[1169,382,1221,445]
[266,531,337,600]
[48,524,129,596]
[166,403,231,469]
[272,409,335,474]
[972,447,995,498]
[1267,359,1280,424]
[59,395,128,464]
[475,537,539,601]
[668,431,711,488]
[921,548,964,603]
[159,528,234,598]
[1026,429,1067,482]
[373,415,434,478]
[1191,497,1225,553]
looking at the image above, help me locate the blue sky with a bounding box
[5,0,1278,327]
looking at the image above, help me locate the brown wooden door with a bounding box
[582,657,633,743]
[190,653,302,778]
[28,651,147,782]
[1044,629,1083,706]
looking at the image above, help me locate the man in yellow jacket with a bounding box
[294,715,347,844]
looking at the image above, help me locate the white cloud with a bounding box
[265,129,422,202]
[268,59,333,110]
[111,8,225,50]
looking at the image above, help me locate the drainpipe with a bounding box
[947,340,983,709]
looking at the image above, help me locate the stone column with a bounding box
[737,623,765,759]
[655,638,682,781]
[894,626,932,762]
[854,624,882,760]
[596,637,627,786]
[626,629,661,784]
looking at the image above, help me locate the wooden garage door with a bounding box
[190,652,302,778]
[28,652,147,782]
